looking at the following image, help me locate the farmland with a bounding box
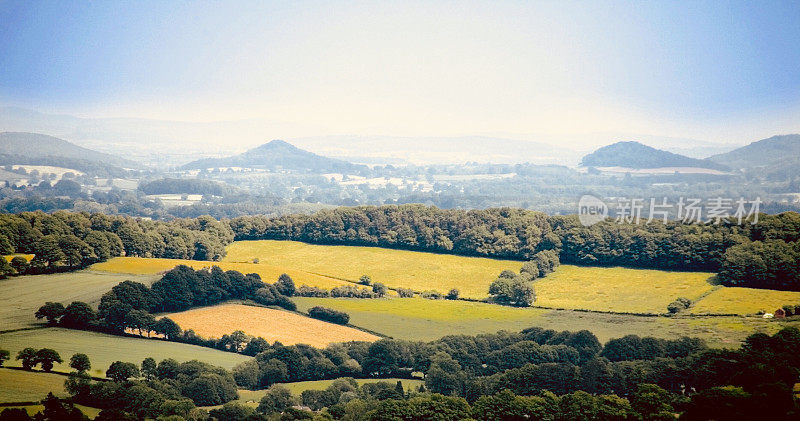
[0,369,68,402]
[690,286,800,315]
[91,257,348,290]
[0,328,250,375]
[164,303,380,347]
[293,297,800,346]
[0,270,159,331]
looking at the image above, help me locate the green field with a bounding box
[0,368,68,402]
[690,286,800,315]
[0,328,250,376]
[0,271,159,331]
[293,297,800,347]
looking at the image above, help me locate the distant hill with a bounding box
[181,140,365,173]
[581,141,728,170]
[0,132,139,170]
[709,134,800,171]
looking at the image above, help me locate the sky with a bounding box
[1,0,800,144]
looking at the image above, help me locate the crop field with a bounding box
[164,303,380,348]
[2,254,34,262]
[690,287,800,315]
[533,266,716,313]
[292,297,800,347]
[92,257,348,290]
[223,240,521,299]
[0,271,159,331]
[0,328,250,376]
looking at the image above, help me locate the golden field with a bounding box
[690,286,800,315]
[164,303,380,347]
[91,256,349,290]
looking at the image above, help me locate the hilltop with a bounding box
[709,134,800,171]
[581,141,728,170]
[0,132,139,171]
[181,140,365,173]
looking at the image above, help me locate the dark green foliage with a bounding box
[521,249,560,279]
[257,385,295,415]
[396,287,415,298]
[308,306,350,325]
[372,282,388,297]
[0,408,33,421]
[106,361,139,382]
[667,297,692,314]
[69,353,91,373]
[276,273,296,296]
[445,288,460,300]
[60,301,97,329]
[9,256,29,274]
[34,348,63,372]
[359,274,372,285]
[0,349,9,367]
[330,284,376,298]
[16,347,37,370]
[489,272,535,306]
[208,402,257,421]
[35,302,65,325]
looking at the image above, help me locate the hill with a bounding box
[581,141,727,170]
[0,132,139,169]
[181,139,365,173]
[709,134,800,171]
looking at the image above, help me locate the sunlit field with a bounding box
[0,369,68,402]
[165,303,380,348]
[533,265,716,314]
[292,296,800,347]
[0,328,250,375]
[91,256,349,290]
[690,286,800,315]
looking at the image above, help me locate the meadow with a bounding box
[164,303,380,348]
[0,270,159,331]
[0,328,250,376]
[690,286,800,315]
[292,297,800,347]
[0,369,68,402]
[91,257,348,290]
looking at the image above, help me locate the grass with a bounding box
[223,240,521,299]
[292,296,800,347]
[0,368,68,402]
[0,328,250,376]
[0,404,100,419]
[0,270,159,331]
[91,257,348,290]
[533,265,716,313]
[690,287,800,315]
[165,303,380,348]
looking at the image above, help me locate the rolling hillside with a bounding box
[0,132,139,169]
[181,139,365,173]
[581,141,728,170]
[709,134,800,171]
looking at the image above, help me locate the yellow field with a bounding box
[691,287,800,315]
[224,240,523,299]
[533,266,716,313]
[2,254,34,262]
[0,368,68,402]
[164,303,380,347]
[91,257,348,290]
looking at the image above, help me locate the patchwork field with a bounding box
[164,303,380,347]
[0,328,250,376]
[293,297,800,347]
[0,271,159,331]
[533,265,716,313]
[91,257,348,290]
[690,287,800,315]
[223,240,520,299]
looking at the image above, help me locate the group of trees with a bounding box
[307,306,351,325]
[0,211,234,276]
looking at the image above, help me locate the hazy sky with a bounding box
[2,1,799,143]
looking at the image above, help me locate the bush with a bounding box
[397,288,415,298]
[296,285,330,297]
[421,290,443,300]
[667,297,692,314]
[446,289,460,300]
[308,306,350,325]
[372,282,388,297]
[359,275,372,285]
[331,285,376,298]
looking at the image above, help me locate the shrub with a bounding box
[359,275,372,285]
[372,282,388,297]
[397,288,415,298]
[446,289,460,300]
[308,306,350,325]
[296,285,330,297]
[421,290,444,300]
[331,285,376,298]
[667,297,692,314]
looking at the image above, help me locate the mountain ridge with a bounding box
[581,141,728,170]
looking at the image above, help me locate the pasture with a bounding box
[690,286,800,315]
[0,369,68,403]
[0,270,159,331]
[292,297,800,347]
[164,303,380,348]
[0,328,250,375]
[91,257,348,290]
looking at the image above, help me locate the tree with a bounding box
[257,385,295,415]
[630,384,674,421]
[489,273,535,306]
[153,317,182,340]
[10,256,29,275]
[16,347,38,370]
[106,361,140,382]
[446,288,460,300]
[232,360,260,390]
[69,353,91,373]
[0,256,11,278]
[125,309,155,336]
[141,357,157,380]
[208,403,256,421]
[60,301,97,329]
[276,273,296,296]
[0,349,9,367]
[157,358,180,379]
[372,282,388,297]
[35,302,66,325]
[35,348,63,372]
[359,275,372,285]
[425,352,466,396]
